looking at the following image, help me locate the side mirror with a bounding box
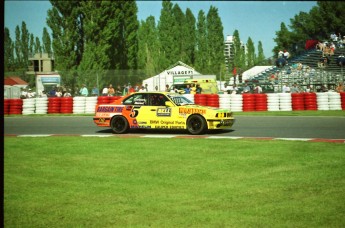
[165,101,174,107]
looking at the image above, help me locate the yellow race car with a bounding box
[93,92,235,135]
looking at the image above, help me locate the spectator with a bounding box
[55,88,62,97]
[79,84,89,96]
[165,84,170,92]
[129,85,136,94]
[63,89,72,97]
[232,84,239,94]
[190,84,196,94]
[49,87,56,97]
[283,50,290,60]
[102,85,108,96]
[139,85,146,92]
[39,90,48,98]
[321,84,328,92]
[305,85,313,93]
[184,84,191,94]
[27,88,35,98]
[108,84,115,96]
[282,83,291,93]
[290,83,300,93]
[155,85,159,91]
[196,84,202,94]
[336,82,344,93]
[122,84,129,96]
[336,54,345,66]
[278,50,284,58]
[91,85,99,96]
[253,84,262,94]
[242,83,251,93]
[145,84,148,91]
[116,85,122,95]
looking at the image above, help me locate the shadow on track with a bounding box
[96,128,235,135]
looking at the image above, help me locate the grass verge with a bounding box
[4,137,345,227]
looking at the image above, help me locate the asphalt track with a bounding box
[4,116,345,143]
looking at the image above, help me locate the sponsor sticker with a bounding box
[157,108,171,116]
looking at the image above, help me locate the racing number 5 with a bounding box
[130,107,139,118]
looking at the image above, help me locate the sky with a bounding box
[4,1,317,58]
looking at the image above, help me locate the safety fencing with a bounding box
[3,93,345,115]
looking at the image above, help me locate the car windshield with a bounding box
[167,94,194,106]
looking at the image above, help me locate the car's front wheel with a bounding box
[111,116,129,134]
[187,115,207,135]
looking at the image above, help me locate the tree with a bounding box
[21,22,30,68]
[184,8,196,65]
[273,22,291,57]
[42,27,52,56]
[138,16,160,77]
[246,37,256,68]
[232,30,245,72]
[35,37,42,54]
[29,34,34,57]
[4,27,15,71]
[158,0,175,68]
[195,10,208,74]
[206,6,224,76]
[256,41,266,65]
[15,25,22,67]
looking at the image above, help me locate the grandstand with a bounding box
[245,48,345,93]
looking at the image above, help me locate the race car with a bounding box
[93,92,235,135]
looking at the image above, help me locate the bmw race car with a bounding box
[93,92,235,135]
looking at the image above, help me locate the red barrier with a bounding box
[304,92,317,110]
[242,94,255,112]
[9,99,23,115]
[291,93,305,111]
[4,99,10,115]
[97,96,111,104]
[255,94,268,111]
[48,97,61,114]
[60,97,73,113]
[340,92,345,110]
[194,94,207,106]
[206,94,219,107]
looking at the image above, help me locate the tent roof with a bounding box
[4,76,29,86]
[165,61,195,71]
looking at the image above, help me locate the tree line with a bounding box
[6,1,343,91]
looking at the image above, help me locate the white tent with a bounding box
[142,61,202,91]
[242,66,273,81]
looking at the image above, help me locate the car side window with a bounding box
[123,94,148,105]
[149,94,167,106]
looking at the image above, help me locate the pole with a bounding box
[96,72,99,95]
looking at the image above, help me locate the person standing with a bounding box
[91,85,99,96]
[196,84,202,94]
[184,84,191,94]
[108,84,115,96]
[79,84,89,96]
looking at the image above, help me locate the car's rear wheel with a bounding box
[111,116,129,134]
[187,115,207,135]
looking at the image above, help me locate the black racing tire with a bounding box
[187,115,207,135]
[111,116,129,134]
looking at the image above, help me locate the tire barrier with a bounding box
[304,93,317,111]
[4,93,345,115]
[4,99,10,115]
[341,92,345,110]
[291,93,305,111]
[267,93,280,111]
[255,94,268,111]
[194,94,207,106]
[60,97,73,114]
[206,94,219,108]
[9,99,23,115]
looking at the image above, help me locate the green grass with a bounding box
[4,137,345,227]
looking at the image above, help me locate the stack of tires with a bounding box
[340,92,345,110]
[206,94,219,107]
[279,93,292,111]
[255,94,268,111]
[85,97,98,114]
[194,94,207,106]
[219,94,231,110]
[328,92,342,110]
[4,99,10,115]
[242,94,255,112]
[97,96,111,105]
[60,97,73,114]
[316,92,329,110]
[230,94,243,112]
[22,99,35,115]
[48,97,61,114]
[267,93,280,111]
[291,93,305,111]
[109,96,121,103]
[73,96,86,114]
[304,93,317,111]
[9,99,23,115]
[35,97,48,114]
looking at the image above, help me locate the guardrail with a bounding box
[4,93,345,115]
